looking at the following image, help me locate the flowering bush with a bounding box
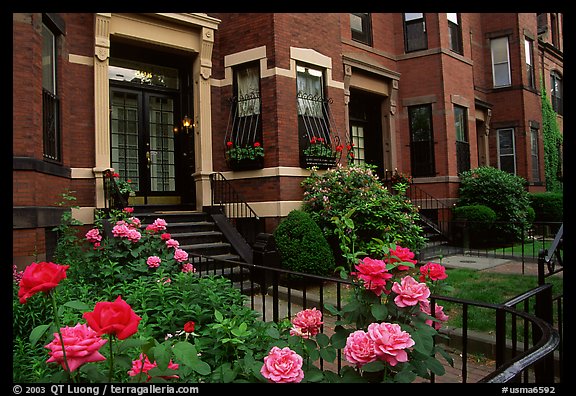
[13,192,452,384]
[301,164,426,259]
[225,141,264,161]
[257,214,452,383]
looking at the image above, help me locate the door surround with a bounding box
[93,13,219,210]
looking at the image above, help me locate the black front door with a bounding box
[110,87,193,205]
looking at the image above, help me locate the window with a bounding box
[530,126,541,182]
[491,37,511,88]
[497,128,516,174]
[404,13,427,52]
[42,21,61,162]
[350,13,372,46]
[550,71,563,115]
[224,63,262,165]
[447,13,463,54]
[408,104,435,177]
[297,64,339,169]
[350,124,366,164]
[525,38,535,89]
[454,105,470,173]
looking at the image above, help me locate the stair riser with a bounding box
[184,245,232,256]
[136,213,211,224]
[171,233,223,245]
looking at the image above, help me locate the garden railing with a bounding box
[186,247,562,383]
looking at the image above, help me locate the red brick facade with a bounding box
[12,13,564,268]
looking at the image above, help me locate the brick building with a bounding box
[12,13,564,268]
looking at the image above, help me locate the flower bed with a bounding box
[13,201,453,383]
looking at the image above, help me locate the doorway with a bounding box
[108,47,195,206]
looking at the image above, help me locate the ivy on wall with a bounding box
[540,84,563,193]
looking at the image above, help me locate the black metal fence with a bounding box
[186,244,562,383]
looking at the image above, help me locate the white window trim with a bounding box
[497,128,516,174]
[491,36,512,88]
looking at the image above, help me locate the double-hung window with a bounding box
[550,71,563,115]
[454,105,470,174]
[42,19,61,162]
[491,36,511,88]
[408,104,435,177]
[497,128,516,174]
[530,126,541,182]
[404,13,427,52]
[525,38,535,89]
[350,13,372,46]
[447,13,463,54]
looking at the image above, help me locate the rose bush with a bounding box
[14,192,453,383]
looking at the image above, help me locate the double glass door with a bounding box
[110,88,177,200]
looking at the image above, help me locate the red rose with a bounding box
[226,141,233,147]
[83,296,142,340]
[18,262,70,304]
[254,141,261,147]
[184,321,195,333]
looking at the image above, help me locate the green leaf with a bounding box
[315,333,329,347]
[63,300,91,311]
[370,303,388,320]
[425,356,446,376]
[411,331,434,355]
[214,309,223,322]
[394,368,417,383]
[172,342,212,376]
[319,345,337,362]
[360,360,386,372]
[29,324,50,347]
[303,366,325,382]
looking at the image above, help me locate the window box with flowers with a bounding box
[301,136,338,169]
[225,141,265,171]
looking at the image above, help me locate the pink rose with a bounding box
[391,275,431,308]
[419,300,449,330]
[419,262,448,282]
[343,330,377,367]
[146,256,161,268]
[290,308,323,338]
[386,246,418,271]
[181,263,196,273]
[367,322,415,366]
[126,228,141,243]
[173,248,188,263]
[85,228,102,243]
[146,218,168,232]
[166,239,179,249]
[45,323,107,372]
[128,353,179,381]
[261,346,304,383]
[112,224,130,238]
[352,257,394,296]
[128,217,141,229]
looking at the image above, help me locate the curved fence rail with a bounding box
[186,251,561,383]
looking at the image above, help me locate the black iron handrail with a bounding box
[102,169,128,211]
[186,251,561,383]
[209,172,259,221]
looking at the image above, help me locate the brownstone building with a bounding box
[12,13,564,268]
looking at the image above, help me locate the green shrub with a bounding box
[529,192,563,222]
[452,205,497,247]
[273,209,336,276]
[301,164,426,258]
[457,167,532,242]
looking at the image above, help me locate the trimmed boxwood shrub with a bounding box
[273,209,336,276]
[458,166,532,242]
[452,204,497,247]
[529,192,563,222]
